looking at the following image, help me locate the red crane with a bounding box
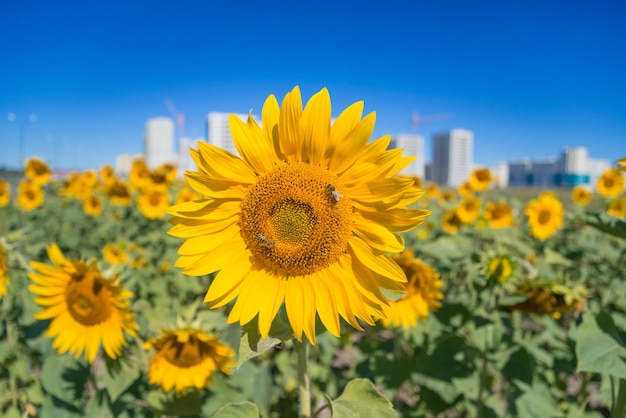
[411,110,452,134]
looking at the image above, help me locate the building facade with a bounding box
[206,112,256,156]
[144,117,174,169]
[389,134,425,179]
[432,129,474,187]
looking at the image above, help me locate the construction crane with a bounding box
[411,110,451,134]
[164,97,186,142]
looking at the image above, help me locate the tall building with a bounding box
[144,117,174,169]
[432,129,474,187]
[558,147,590,187]
[389,134,425,178]
[178,137,205,176]
[531,158,557,188]
[206,112,253,156]
[491,161,509,188]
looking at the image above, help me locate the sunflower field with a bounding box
[1,88,626,418]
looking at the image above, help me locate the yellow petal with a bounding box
[278,86,303,160]
[230,113,277,175]
[301,88,331,165]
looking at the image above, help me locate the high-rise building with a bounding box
[389,134,425,179]
[432,129,474,187]
[531,158,557,188]
[178,137,205,176]
[144,117,174,169]
[491,161,509,188]
[206,112,252,156]
[558,147,590,187]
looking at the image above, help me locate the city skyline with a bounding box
[1,1,625,170]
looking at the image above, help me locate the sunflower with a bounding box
[596,168,625,198]
[16,180,44,212]
[457,181,473,197]
[618,157,626,171]
[607,197,626,219]
[486,255,514,283]
[441,209,463,234]
[103,243,128,265]
[128,243,148,268]
[438,190,457,206]
[147,171,170,193]
[0,245,8,299]
[144,329,235,394]
[424,183,440,199]
[176,187,201,205]
[468,168,493,192]
[100,164,117,186]
[380,252,443,329]
[137,191,170,219]
[156,163,178,183]
[506,282,587,319]
[571,186,593,206]
[130,159,151,190]
[28,244,138,363]
[483,201,514,228]
[83,195,103,217]
[106,180,131,206]
[456,196,481,225]
[525,192,564,240]
[25,157,52,186]
[168,86,430,344]
[0,180,11,207]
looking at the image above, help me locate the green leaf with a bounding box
[238,315,292,366]
[212,402,260,418]
[514,381,562,418]
[418,236,472,260]
[41,353,90,405]
[103,354,141,402]
[576,311,626,380]
[578,212,626,240]
[326,378,396,418]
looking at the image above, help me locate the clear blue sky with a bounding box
[1,0,624,170]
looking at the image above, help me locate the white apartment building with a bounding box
[389,134,425,179]
[206,112,255,156]
[178,137,204,176]
[144,117,174,169]
[432,129,474,187]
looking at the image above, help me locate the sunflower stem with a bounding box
[612,378,626,418]
[295,340,311,418]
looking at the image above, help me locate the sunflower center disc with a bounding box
[162,335,205,368]
[65,272,112,326]
[538,209,551,224]
[240,162,353,276]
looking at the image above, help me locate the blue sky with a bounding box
[0,0,624,170]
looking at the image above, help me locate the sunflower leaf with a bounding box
[237,315,292,367]
[578,212,626,240]
[576,310,626,380]
[211,401,260,418]
[325,378,396,418]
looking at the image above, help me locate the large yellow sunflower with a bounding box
[16,180,44,212]
[144,329,235,394]
[441,209,463,234]
[28,244,138,363]
[25,157,52,186]
[380,252,443,329]
[525,192,564,240]
[596,168,625,198]
[456,196,481,225]
[137,191,170,219]
[100,164,117,186]
[468,168,493,192]
[168,86,430,344]
[107,180,132,206]
[0,245,8,299]
[83,195,103,217]
[0,180,10,207]
[483,201,514,228]
[571,186,593,206]
[607,197,626,219]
